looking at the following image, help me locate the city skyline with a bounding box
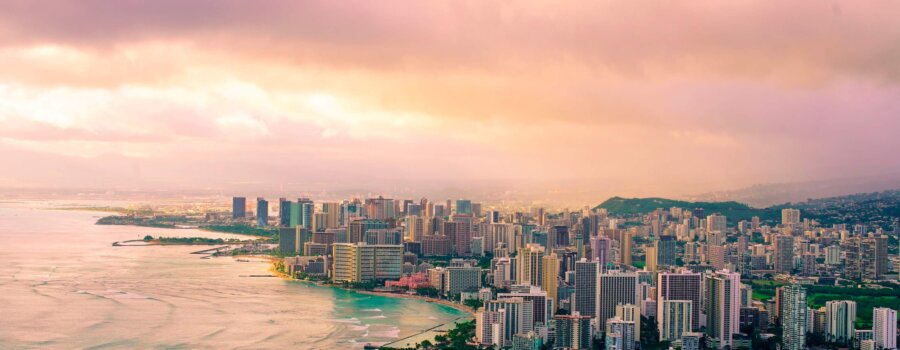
[2,1,900,202]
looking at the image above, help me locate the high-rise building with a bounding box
[364,228,403,245]
[591,236,612,268]
[825,245,842,265]
[349,219,389,243]
[405,215,424,242]
[365,196,397,220]
[615,304,641,341]
[455,199,472,215]
[232,197,246,219]
[573,260,598,319]
[444,220,472,256]
[620,231,633,266]
[659,300,692,342]
[873,307,897,350]
[476,309,507,347]
[331,243,403,283]
[554,312,593,350]
[498,285,550,330]
[704,270,741,349]
[781,208,801,227]
[517,244,545,287]
[485,297,533,346]
[656,235,676,267]
[551,225,569,249]
[825,300,856,344]
[597,272,638,331]
[781,285,807,350]
[774,235,794,274]
[279,227,297,254]
[541,254,560,308]
[297,198,314,230]
[706,214,727,233]
[658,271,702,330]
[645,246,658,272]
[278,198,291,227]
[322,202,340,229]
[256,197,268,227]
[444,266,482,295]
[289,201,300,228]
[605,317,636,350]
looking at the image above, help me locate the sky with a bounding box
[1,1,899,202]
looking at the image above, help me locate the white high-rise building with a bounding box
[826,300,857,344]
[874,307,897,350]
[598,272,639,332]
[781,284,807,350]
[659,300,692,342]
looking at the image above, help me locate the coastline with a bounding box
[266,261,474,316]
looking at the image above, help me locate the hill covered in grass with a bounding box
[594,196,782,222]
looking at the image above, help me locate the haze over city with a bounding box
[2,1,900,205]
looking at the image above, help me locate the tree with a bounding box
[143,235,153,241]
[464,298,483,310]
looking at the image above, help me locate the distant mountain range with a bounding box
[595,190,900,229]
[684,173,900,207]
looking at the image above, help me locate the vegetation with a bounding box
[202,224,278,238]
[156,236,241,244]
[426,320,482,350]
[416,286,442,298]
[747,279,900,329]
[594,196,781,222]
[463,298,483,310]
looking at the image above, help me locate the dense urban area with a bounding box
[101,190,900,350]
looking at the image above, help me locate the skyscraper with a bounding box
[256,197,268,227]
[573,260,598,319]
[658,271,702,330]
[704,270,741,349]
[656,235,676,267]
[297,198,314,230]
[873,307,897,350]
[554,312,592,350]
[278,227,296,254]
[591,236,612,268]
[781,284,807,350]
[660,300,692,342]
[485,297,533,346]
[541,254,560,308]
[597,271,638,331]
[825,300,856,344]
[781,208,801,226]
[774,235,794,274]
[278,198,291,227]
[444,220,472,256]
[605,317,636,350]
[455,199,472,215]
[232,196,246,219]
[322,202,340,229]
[706,214,727,233]
[517,244,545,287]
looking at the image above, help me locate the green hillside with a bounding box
[594,196,781,222]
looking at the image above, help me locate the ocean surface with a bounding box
[0,201,465,349]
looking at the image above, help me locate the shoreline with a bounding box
[266,261,474,316]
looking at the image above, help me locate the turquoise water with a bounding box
[0,201,465,349]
